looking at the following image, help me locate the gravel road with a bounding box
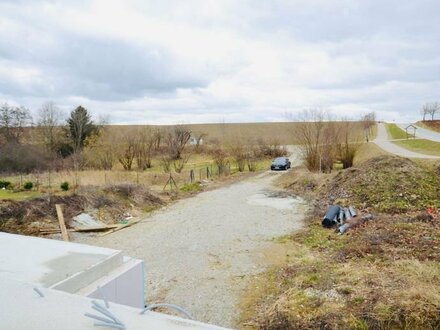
[82,158,308,328]
[374,123,440,159]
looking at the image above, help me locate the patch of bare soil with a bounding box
[421,120,440,132]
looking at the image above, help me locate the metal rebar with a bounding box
[94,321,125,329]
[98,286,110,308]
[33,287,44,298]
[140,303,193,320]
[92,305,122,325]
[85,313,115,324]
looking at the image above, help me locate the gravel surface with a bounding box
[81,154,308,328]
[374,123,440,159]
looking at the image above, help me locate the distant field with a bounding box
[393,139,440,157]
[385,123,411,139]
[109,121,368,145]
[416,120,440,133]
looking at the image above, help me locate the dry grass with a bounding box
[107,121,368,145]
[240,216,440,330]
[0,153,271,196]
[353,142,389,166]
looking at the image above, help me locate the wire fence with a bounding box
[0,163,243,192]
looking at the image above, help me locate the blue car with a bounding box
[270,157,291,171]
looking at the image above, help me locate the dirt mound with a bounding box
[102,184,164,207]
[420,120,440,133]
[0,184,165,236]
[0,195,86,235]
[327,155,440,213]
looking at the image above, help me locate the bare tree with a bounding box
[0,103,32,144]
[192,132,207,153]
[135,127,155,170]
[37,101,63,151]
[229,142,246,172]
[173,154,190,173]
[117,132,136,171]
[426,102,439,121]
[153,128,163,151]
[211,148,229,175]
[337,120,362,169]
[361,112,376,142]
[83,128,116,170]
[165,126,192,160]
[293,109,326,172]
[421,104,429,121]
[292,109,342,172]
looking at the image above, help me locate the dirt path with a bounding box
[374,123,440,159]
[80,157,308,328]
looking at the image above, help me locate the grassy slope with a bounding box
[385,123,411,139]
[240,155,440,329]
[393,139,440,157]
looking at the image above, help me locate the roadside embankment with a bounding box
[240,155,440,329]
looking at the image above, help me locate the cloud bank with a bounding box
[0,0,439,123]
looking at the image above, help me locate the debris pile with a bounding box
[322,204,374,234]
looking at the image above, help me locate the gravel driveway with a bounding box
[82,160,308,328]
[374,123,440,159]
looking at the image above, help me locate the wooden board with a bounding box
[39,224,122,234]
[55,204,69,242]
[98,219,143,237]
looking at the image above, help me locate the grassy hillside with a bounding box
[394,139,440,157]
[385,123,411,139]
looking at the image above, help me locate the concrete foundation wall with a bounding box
[85,259,145,308]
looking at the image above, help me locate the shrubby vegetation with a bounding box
[294,109,375,172]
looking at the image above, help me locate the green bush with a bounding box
[60,182,69,191]
[0,180,11,189]
[23,181,33,190]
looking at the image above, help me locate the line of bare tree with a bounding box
[421,102,439,121]
[293,109,376,172]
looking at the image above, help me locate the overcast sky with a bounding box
[0,0,439,124]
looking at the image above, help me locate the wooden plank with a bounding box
[39,224,122,234]
[55,204,69,242]
[98,219,142,237]
[73,224,122,232]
